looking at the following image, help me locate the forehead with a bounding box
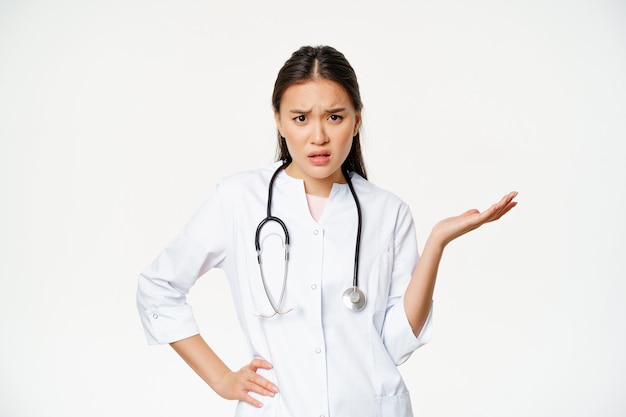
[280,79,354,110]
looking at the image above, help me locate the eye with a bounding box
[328,114,343,122]
[293,115,307,123]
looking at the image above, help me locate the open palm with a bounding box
[431,191,518,247]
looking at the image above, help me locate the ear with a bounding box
[354,112,362,136]
[274,110,284,137]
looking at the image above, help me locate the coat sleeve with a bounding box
[381,202,433,365]
[136,181,231,345]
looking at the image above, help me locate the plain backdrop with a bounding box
[1,0,625,416]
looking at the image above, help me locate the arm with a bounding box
[404,191,518,336]
[137,182,278,408]
[170,335,279,408]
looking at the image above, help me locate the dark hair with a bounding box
[272,45,367,179]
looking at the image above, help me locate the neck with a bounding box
[304,181,333,197]
[284,164,345,198]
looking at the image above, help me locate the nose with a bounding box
[311,121,328,145]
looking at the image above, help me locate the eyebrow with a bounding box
[326,107,346,113]
[288,107,346,114]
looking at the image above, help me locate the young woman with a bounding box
[137,45,517,417]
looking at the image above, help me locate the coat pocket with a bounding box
[376,392,414,417]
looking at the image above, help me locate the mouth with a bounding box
[308,151,330,158]
[308,151,331,165]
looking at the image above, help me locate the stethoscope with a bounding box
[254,161,366,318]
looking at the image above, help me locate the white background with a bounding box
[1,0,625,416]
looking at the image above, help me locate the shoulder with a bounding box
[350,173,409,212]
[220,162,280,188]
[349,174,416,241]
[214,162,283,199]
[188,164,280,228]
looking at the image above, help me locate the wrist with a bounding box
[424,233,447,254]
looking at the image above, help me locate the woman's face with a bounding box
[274,78,361,197]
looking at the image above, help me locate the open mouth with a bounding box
[308,151,331,165]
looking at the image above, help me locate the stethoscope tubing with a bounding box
[254,161,365,315]
[342,165,362,289]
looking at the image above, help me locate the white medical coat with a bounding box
[137,162,433,417]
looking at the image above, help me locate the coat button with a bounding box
[152,314,158,319]
[313,229,319,235]
[311,284,317,290]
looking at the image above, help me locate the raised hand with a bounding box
[430,191,518,248]
[403,191,518,336]
[213,358,279,408]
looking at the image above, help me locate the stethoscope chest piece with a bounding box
[342,286,366,311]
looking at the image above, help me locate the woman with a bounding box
[137,45,517,416]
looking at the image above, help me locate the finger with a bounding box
[249,358,273,371]
[494,192,516,210]
[472,204,505,227]
[491,192,518,219]
[486,192,518,221]
[241,392,264,408]
[248,372,279,395]
[491,201,517,221]
[242,361,279,395]
[463,191,517,221]
[493,191,517,208]
[242,379,278,399]
[461,208,480,217]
